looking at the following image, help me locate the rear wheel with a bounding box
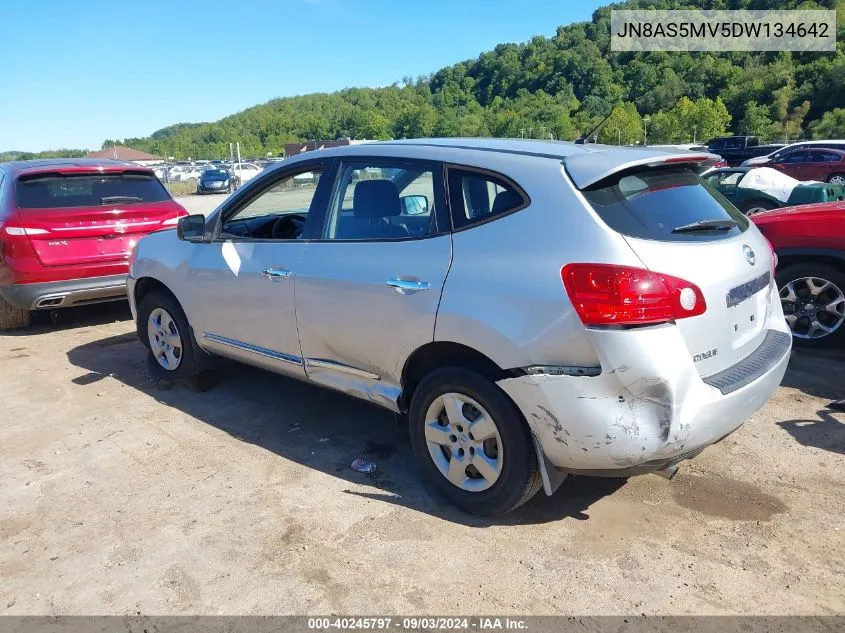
[777,263,845,347]
[137,290,215,389]
[186,177,198,188]
[827,173,845,185]
[0,296,31,330]
[409,367,541,515]
[742,199,776,216]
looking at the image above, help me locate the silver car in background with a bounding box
[128,138,791,515]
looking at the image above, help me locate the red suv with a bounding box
[0,159,187,329]
[753,200,845,347]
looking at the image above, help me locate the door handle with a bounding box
[386,278,430,293]
[262,268,292,281]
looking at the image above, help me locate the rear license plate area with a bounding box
[726,271,771,340]
[726,271,770,308]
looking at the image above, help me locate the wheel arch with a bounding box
[776,248,845,277]
[399,341,514,412]
[133,277,186,341]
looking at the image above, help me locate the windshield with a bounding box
[16,172,171,208]
[582,166,750,242]
[203,169,229,177]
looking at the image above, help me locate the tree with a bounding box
[809,108,845,139]
[598,103,642,145]
[738,102,776,140]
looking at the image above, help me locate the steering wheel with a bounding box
[271,214,306,240]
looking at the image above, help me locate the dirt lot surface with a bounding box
[1,305,844,616]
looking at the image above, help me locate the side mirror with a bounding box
[400,194,429,215]
[176,214,207,242]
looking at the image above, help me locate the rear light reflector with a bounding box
[561,263,707,326]
[766,239,778,270]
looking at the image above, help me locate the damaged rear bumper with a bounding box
[497,324,791,478]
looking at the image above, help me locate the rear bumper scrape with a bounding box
[497,324,791,481]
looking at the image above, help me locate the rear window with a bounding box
[16,172,170,209]
[582,167,750,242]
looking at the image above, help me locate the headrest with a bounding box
[491,189,523,215]
[353,180,401,218]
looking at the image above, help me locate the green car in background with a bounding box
[704,166,845,216]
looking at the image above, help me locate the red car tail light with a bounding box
[561,263,707,326]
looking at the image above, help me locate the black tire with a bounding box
[409,367,542,515]
[777,263,845,348]
[742,199,776,216]
[0,296,31,330]
[137,290,216,390]
[826,173,845,185]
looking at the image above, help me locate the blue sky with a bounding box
[1,0,604,152]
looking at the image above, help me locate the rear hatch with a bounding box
[14,170,184,267]
[578,163,777,377]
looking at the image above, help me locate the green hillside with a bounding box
[88,0,845,158]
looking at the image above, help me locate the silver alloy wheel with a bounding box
[424,392,504,492]
[828,174,845,185]
[780,276,845,339]
[147,307,184,370]
[745,205,770,216]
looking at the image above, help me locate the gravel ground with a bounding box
[0,288,843,615]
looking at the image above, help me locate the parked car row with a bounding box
[151,161,267,187]
[704,166,845,215]
[2,139,841,516]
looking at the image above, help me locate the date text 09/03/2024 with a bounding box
[307,618,528,630]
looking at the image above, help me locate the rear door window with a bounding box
[446,168,528,229]
[16,172,170,209]
[582,167,750,242]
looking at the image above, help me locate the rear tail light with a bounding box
[713,160,729,168]
[3,226,48,236]
[561,263,707,326]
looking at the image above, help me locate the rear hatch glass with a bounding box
[582,166,750,242]
[581,166,776,378]
[14,171,178,267]
[16,172,170,208]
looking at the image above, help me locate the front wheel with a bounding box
[408,367,541,515]
[826,173,845,185]
[137,290,215,389]
[778,263,845,347]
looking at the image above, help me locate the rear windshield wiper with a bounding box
[100,195,143,204]
[671,219,737,233]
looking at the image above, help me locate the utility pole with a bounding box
[643,116,650,146]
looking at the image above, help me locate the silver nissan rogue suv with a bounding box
[128,138,792,515]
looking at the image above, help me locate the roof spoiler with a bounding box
[563,150,712,189]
